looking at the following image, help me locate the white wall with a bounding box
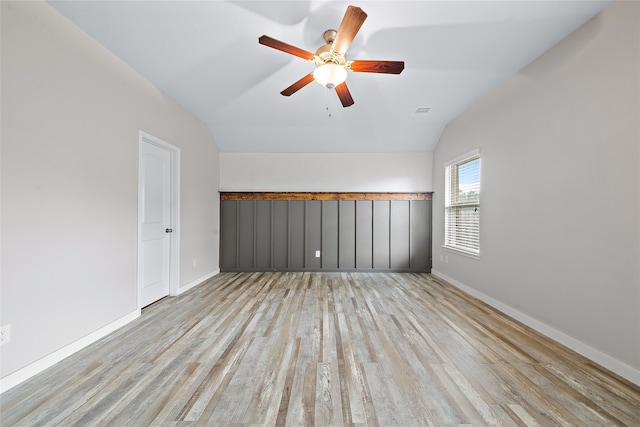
[1,1,220,387]
[220,152,433,192]
[432,1,639,384]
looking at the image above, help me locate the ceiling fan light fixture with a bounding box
[259,6,403,107]
[313,63,347,89]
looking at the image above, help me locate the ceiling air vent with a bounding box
[413,106,432,114]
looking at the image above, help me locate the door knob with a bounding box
[165,228,173,233]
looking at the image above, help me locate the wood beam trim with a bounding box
[220,192,433,201]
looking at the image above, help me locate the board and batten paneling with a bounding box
[220,201,238,270]
[220,193,432,272]
[255,200,272,270]
[373,200,391,269]
[338,200,357,269]
[356,200,374,269]
[306,200,322,270]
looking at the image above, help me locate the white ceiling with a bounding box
[48,1,611,153]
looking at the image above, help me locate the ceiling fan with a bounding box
[259,5,404,108]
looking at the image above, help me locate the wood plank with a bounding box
[220,192,433,201]
[2,272,639,426]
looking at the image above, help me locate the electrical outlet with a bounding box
[315,250,321,258]
[0,325,11,345]
[192,258,198,267]
[445,256,449,264]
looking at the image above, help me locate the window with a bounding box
[444,150,480,257]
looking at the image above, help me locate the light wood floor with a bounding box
[2,272,639,426]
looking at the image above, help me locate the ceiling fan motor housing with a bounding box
[315,30,346,66]
[323,29,337,44]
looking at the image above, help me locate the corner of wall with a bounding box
[430,270,640,387]
[177,269,220,296]
[0,310,140,394]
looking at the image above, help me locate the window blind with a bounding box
[445,153,480,255]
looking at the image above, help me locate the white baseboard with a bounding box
[0,310,140,394]
[176,269,220,295]
[1,270,221,394]
[430,269,640,387]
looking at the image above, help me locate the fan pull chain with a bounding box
[326,88,332,118]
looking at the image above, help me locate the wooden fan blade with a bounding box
[281,73,315,96]
[335,82,354,107]
[350,60,404,74]
[259,35,315,61]
[332,6,367,55]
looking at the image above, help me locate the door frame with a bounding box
[137,130,181,309]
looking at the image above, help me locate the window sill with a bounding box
[442,245,481,260]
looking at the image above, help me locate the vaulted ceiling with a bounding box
[48,1,611,153]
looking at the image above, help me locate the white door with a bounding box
[139,139,172,307]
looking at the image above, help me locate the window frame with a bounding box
[443,149,481,259]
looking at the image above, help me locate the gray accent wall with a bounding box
[221,199,431,272]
